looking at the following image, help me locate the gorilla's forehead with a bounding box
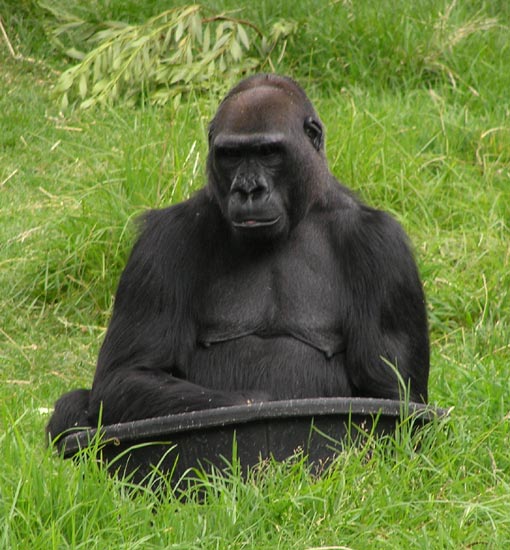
[215,86,305,135]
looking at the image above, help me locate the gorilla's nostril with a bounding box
[231,176,268,199]
[251,185,267,200]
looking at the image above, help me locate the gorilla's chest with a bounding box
[198,232,344,357]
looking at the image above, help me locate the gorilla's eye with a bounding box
[216,146,239,158]
[304,117,323,151]
[258,144,277,156]
[216,143,282,167]
[215,147,243,167]
[255,144,284,165]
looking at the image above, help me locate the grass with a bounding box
[1,0,510,547]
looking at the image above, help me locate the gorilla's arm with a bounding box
[336,206,429,403]
[88,199,262,425]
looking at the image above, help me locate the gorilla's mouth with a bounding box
[232,217,281,229]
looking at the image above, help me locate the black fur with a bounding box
[47,74,429,440]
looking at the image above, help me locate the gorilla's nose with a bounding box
[230,174,269,201]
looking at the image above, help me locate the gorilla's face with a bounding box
[214,124,288,241]
[207,76,325,243]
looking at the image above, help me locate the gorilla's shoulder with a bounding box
[324,181,411,251]
[139,189,211,231]
[125,189,223,270]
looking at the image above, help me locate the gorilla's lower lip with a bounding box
[232,217,281,229]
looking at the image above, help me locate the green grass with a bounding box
[1,0,510,547]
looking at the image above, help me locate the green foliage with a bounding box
[41,4,296,109]
[0,0,53,56]
[275,0,505,98]
[2,0,510,547]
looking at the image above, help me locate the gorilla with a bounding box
[47,74,429,440]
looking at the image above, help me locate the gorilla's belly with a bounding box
[186,335,351,400]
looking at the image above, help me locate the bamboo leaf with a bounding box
[80,97,96,110]
[92,79,109,93]
[237,25,250,50]
[112,45,121,70]
[93,56,102,82]
[212,32,231,51]
[190,13,202,43]
[142,46,151,71]
[79,73,87,99]
[93,27,125,43]
[162,27,173,50]
[51,4,295,109]
[203,25,211,53]
[170,67,189,84]
[130,35,150,48]
[230,38,242,61]
[175,20,185,43]
[57,70,75,92]
[185,42,193,65]
[66,48,85,60]
[216,22,224,41]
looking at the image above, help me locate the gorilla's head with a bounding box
[207,74,328,243]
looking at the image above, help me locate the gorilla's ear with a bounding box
[304,117,323,151]
[207,124,214,146]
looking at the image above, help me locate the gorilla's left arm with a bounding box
[335,205,430,403]
[88,199,264,426]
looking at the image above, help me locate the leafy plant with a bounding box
[43,4,296,109]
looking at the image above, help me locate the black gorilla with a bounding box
[47,74,429,439]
